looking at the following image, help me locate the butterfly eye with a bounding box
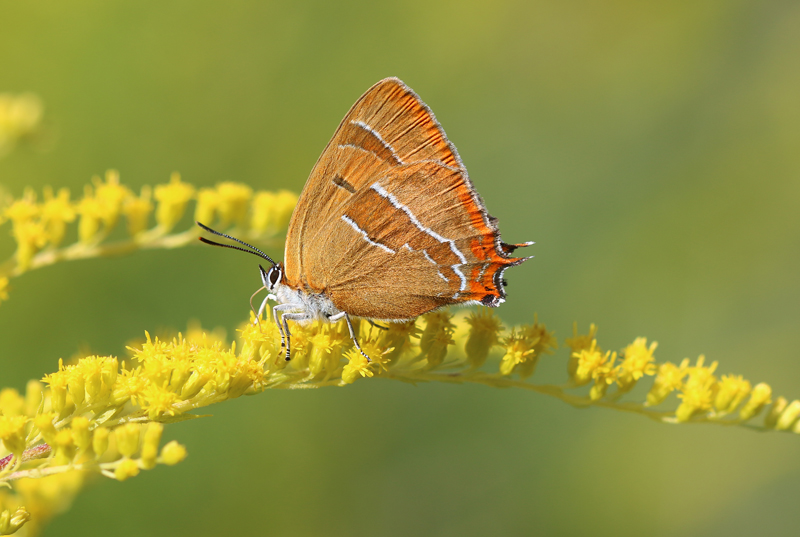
[267,266,282,289]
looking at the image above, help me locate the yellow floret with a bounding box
[739,382,772,421]
[142,384,180,420]
[40,187,76,247]
[194,187,218,227]
[500,329,537,377]
[0,388,25,417]
[616,337,658,392]
[215,182,253,228]
[93,170,131,229]
[114,458,140,481]
[123,185,153,237]
[114,423,141,458]
[11,219,47,272]
[0,506,31,535]
[572,339,610,387]
[589,352,619,401]
[714,374,751,415]
[3,189,39,224]
[77,185,105,244]
[154,172,195,231]
[341,349,374,384]
[565,322,598,377]
[70,417,91,451]
[0,415,28,456]
[464,309,504,369]
[775,400,800,431]
[160,440,187,466]
[646,359,689,406]
[92,427,109,458]
[250,191,277,233]
[141,423,164,469]
[675,356,718,422]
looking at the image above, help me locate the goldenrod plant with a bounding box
[0,170,297,298]
[1,172,798,536]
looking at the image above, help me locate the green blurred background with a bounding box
[2,1,800,535]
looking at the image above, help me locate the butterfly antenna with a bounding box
[196,222,277,266]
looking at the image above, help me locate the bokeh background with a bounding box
[2,1,800,535]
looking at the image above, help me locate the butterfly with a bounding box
[199,77,532,360]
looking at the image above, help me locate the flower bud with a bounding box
[160,440,187,465]
[115,423,141,458]
[92,426,109,458]
[114,458,140,481]
[739,383,772,421]
[776,400,800,431]
[34,413,57,444]
[68,375,85,406]
[0,507,31,535]
[141,423,164,469]
[0,415,28,456]
[764,397,788,429]
[71,416,91,450]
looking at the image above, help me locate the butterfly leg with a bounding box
[280,311,313,361]
[329,312,371,362]
[272,303,298,357]
[367,319,389,331]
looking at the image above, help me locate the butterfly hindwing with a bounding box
[323,162,528,319]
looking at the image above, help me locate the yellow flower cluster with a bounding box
[0,374,187,534]
[2,307,800,535]
[564,324,796,429]
[0,171,297,303]
[498,314,558,378]
[566,330,658,400]
[0,93,43,158]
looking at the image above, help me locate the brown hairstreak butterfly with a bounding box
[198,77,532,360]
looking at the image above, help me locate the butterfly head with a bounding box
[259,263,284,292]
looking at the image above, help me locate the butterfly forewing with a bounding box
[285,78,462,282]
[284,77,529,320]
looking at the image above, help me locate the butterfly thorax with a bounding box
[273,281,342,323]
